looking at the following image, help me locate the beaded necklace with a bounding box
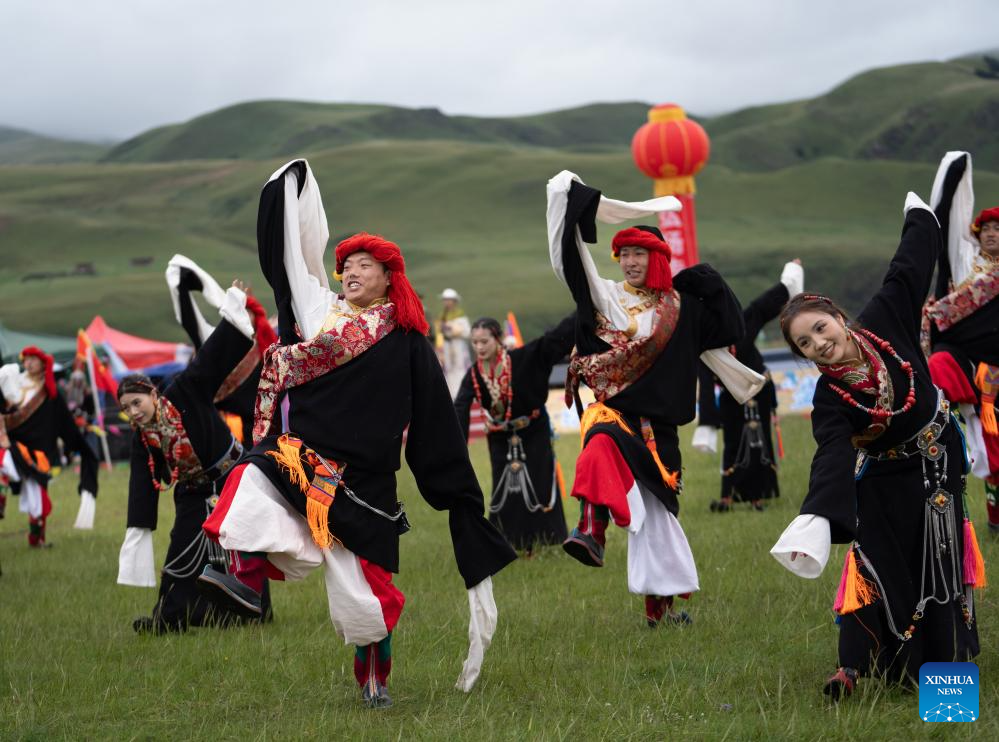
[470,346,513,430]
[823,329,916,419]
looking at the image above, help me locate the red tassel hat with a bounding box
[19,345,56,399]
[611,226,673,292]
[333,232,430,335]
[972,207,999,235]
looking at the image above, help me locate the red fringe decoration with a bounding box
[963,518,988,589]
[334,233,429,335]
[19,346,56,399]
[245,294,278,351]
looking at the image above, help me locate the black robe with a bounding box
[248,161,516,589]
[174,264,260,448]
[698,281,787,502]
[126,319,254,630]
[558,179,746,515]
[799,206,979,680]
[1,385,99,497]
[454,314,575,550]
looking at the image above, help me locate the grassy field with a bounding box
[2,416,996,739]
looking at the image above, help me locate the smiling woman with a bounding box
[770,192,983,702]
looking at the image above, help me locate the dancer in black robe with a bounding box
[547,170,764,627]
[202,159,515,708]
[116,284,257,634]
[454,314,574,552]
[695,260,803,511]
[923,152,999,530]
[0,346,99,545]
[771,193,982,700]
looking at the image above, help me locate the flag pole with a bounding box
[85,345,113,470]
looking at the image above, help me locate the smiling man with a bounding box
[201,159,515,709]
[547,170,763,628]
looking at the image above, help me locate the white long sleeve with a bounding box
[267,160,335,341]
[780,261,804,298]
[117,527,157,588]
[219,286,254,340]
[165,254,227,345]
[770,514,832,578]
[455,577,498,692]
[700,348,766,404]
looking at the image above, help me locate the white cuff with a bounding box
[219,286,254,340]
[780,261,804,298]
[117,527,157,587]
[166,254,226,344]
[455,576,498,692]
[770,514,831,578]
[701,348,765,404]
[691,425,718,454]
[903,191,937,223]
[73,490,96,530]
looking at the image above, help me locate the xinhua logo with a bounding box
[919,662,979,722]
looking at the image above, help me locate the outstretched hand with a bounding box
[232,279,251,295]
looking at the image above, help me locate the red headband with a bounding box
[334,232,429,335]
[20,346,56,399]
[610,227,673,292]
[972,207,999,235]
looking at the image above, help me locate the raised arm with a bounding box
[257,159,334,343]
[172,288,254,406]
[166,254,227,349]
[861,194,941,338]
[546,171,680,351]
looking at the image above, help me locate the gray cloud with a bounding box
[2,0,996,141]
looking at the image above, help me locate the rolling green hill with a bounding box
[708,54,999,171]
[101,101,651,163]
[3,143,997,341]
[0,126,109,165]
[4,52,999,342]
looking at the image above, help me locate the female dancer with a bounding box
[454,315,574,553]
[771,194,982,700]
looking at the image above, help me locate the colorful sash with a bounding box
[253,302,397,443]
[565,289,681,405]
[137,395,201,490]
[921,257,999,354]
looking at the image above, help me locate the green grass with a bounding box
[2,417,996,739]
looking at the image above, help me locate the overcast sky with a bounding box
[2,0,997,142]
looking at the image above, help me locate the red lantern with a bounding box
[631,104,710,270]
[631,104,710,196]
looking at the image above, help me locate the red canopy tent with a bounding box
[85,315,189,370]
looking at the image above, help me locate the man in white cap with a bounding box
[437,288,472,398]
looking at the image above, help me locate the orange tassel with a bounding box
[837,547,878,615]
[975,363,999,436]
[648,445,680,491]
[266,434,310,494]
[555,459,567,499]
[578,402,633,448]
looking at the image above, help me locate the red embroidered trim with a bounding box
[253,303,398,443]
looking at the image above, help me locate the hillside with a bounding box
[91,53,999,174]
[3,143,997,341]
[0,126,108,165]
[708,53,999,171]
[100,101,651,163]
